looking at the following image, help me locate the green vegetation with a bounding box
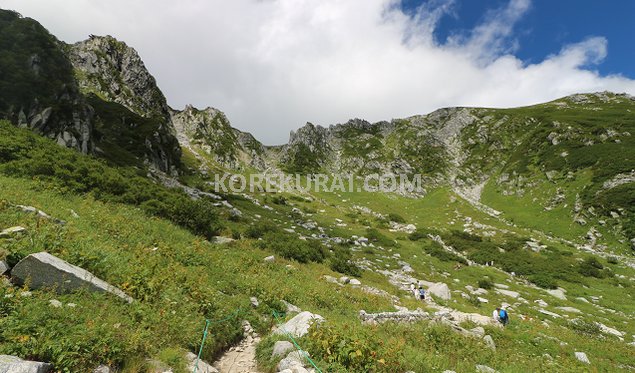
[0,121,219,238]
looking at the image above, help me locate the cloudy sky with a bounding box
[3,0,635,144]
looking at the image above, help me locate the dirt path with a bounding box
[213,321,263,373]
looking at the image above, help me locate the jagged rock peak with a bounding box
[69,35,170,120]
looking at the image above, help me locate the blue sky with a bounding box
[402,0,635,78]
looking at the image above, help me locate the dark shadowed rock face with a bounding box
[11,252,133,303]
[0,9,94,154]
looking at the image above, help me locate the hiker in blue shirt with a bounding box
[418,286,425,301]
[498,306,509,326]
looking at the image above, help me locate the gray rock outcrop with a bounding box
[272,341,295,358]
[0,355,51,373]
[274,311,324,338]
[10,252,133,303]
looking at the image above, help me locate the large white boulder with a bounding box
[0,355,52,373]
[185,352,218,373]
[546,288,567,300]
[272,341,295,358]
[428,282,451,300]
[10,252,133,303]
[574,352,590,364]
[274,311,324,338]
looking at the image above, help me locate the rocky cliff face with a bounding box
[171,105,266,170]
[68,35,170,120]
[68,35,180,173]
[0,9,94,154]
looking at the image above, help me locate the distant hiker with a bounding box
[410,283,416,298]
[498,307,509,326]
[418,286,426,301]
[492,307,500,323]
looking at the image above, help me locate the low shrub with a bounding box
[423,242,467,265]
[387,213,406,224]
[477,279,493,290]
[330,248,362,277]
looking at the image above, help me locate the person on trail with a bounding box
[410,283,416,298]
[418,286,426,301]
[498,307,509,326]
[492,307,500,323]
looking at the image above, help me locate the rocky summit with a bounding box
[0,6,634,373]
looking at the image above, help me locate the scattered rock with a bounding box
[0,226,27,238]
[475,364,497,373]
[0,261,8,275]
[428,282,451,300]
[272,341,295,358]
[264,256,276,263]
[11,252,133,303]
[556,306,581,314]
[493,283,509,289]
[538,309,562,318]
[483,335,496,351]
[349,278,361,286]
[495,289,519,299]
[274,311,324,338]
[185,352,218,373]
[359,309,429,325]
[211,236,234,244]
[282,300,302,314]
[546,288,567,300]
[574,351,590,364]
[470,327,485,338]
[277,350,310,372]
[0,355,52,373]
[93,365,110,373]
[49,299,63,308]
[598,323,624,339]
[338,276,350,284]
[250,297,259,308]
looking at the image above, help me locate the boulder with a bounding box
[0,226,26,238]
[0,355,52,373]
[428,282,451,300]
[272,341,294,358]
[495,289,519,299]
[598,323,624,338]
[211,236,234,244]
[185,352,218,373]
[93,366,110,373]
[538,309,562,318]
[470,327,485,338]
[277,350,310,372]
[10,252,133,303]
[338,276,350,284]
[282,300,302,314]
[475,364,497,373]
[264,255,276,263]
[250,297,259,308]
[556,306,581,314]
[349,278,361,286]
[546,288,567,300]
[574,351,590,364]
[274,311,324,338]
[483,335,496,351]
[0,260,8,275]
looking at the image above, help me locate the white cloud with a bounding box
[2,0,634,144]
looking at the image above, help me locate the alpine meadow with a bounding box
[0,4,635,373]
